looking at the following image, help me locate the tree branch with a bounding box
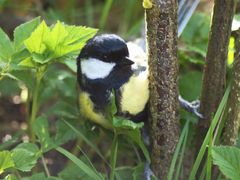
[145,0,179,177]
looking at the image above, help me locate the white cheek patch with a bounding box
[81,58,116,79]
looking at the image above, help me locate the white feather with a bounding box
[81,58,116,79]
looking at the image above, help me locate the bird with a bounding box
[77,34,140,129]
[76,30,202,130]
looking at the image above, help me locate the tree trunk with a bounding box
[223,30,240,146]
[197,0,236,154]
[145,0,179,178]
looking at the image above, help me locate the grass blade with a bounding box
[77,146,102,175]
[206,124,213,180]
[175,121,189,179]
[168,120,189,180]
[56,147,104,180]
[99,0,113,30]
[85,0,94,27]
[189,84,231,179]
[110,133,118,180]
[63,120,105,161]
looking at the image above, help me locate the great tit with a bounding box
[77,34,202,127]
[77,34,137,129]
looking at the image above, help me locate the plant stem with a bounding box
[14,169,22,180]
[28,67,45,142]
[41,155,50,177]
[206,125,213,180]
[110,132,118,180]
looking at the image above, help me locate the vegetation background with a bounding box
[1,0,239,179]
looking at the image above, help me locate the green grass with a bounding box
[189,84,231,179]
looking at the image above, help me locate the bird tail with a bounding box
[178,0,201,36]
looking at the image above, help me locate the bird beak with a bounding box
[124,56,135,65]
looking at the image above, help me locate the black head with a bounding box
[78,34,134,65]
[77,34,135,100]
[76,34,140,108]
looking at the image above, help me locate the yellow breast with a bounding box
[120,70,149,115]
[79,92,112,129]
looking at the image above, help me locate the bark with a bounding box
[197,0,236,151]
[223,30,240,146]
[145,0,179,178]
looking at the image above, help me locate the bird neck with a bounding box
[81,77,112,108]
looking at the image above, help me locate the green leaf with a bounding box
[18,57,35,68]
[28,172,46,180]
[24,20,97,64]
[3,174,18,180]
[11,49,31,69]
[11,143,40,172]
[127,129,150,163]
[44,21,68,58]
[63,120,105,160]
[58,163,91,180]
[115,166,133,180]
[54,120,77,146]
[62,58,77,72]
[212,146,240,180]
[64,25,97,46]
[0,151,15,174]
[23,172,61,180]
[10,70,34,90]
[113,116,144,130]
[14,17,41,51]
[0,28,14,62]
[33,116,55,151]
[56,147,104,180]
[133,163,145,180]
[111,91,117,115]
[48,101,78,119]
[24,21,49,54]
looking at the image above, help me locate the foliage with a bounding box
[0,143,40,173]
[0,11,149,179]
[0,16,99,179]
[212,146,240,180]
[0,1,239,179]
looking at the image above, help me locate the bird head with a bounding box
[77,34,135,89]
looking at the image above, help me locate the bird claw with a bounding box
[144,162,156,180]
[179,96,204,119]
[187,99,204,119]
